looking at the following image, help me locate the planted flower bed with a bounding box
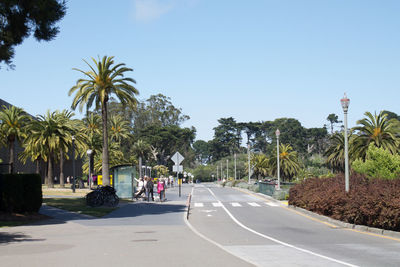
[288,174,400,231]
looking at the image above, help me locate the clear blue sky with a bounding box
[2,0,400,141]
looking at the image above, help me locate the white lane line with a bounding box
[248,202,261,207]
[206,187,358,267]
[231,202,242,207]
[194,203,204,207]
[212,202,223,207]
[266,202,279,207]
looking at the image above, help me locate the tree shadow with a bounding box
[0,232,46,244]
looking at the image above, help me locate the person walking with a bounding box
[134,177,145,199]
[157,178,166,202]
[145,176,154,201]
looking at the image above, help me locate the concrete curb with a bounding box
[231,185,400,240]
[186,193,192,220]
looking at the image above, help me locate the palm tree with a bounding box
[325,131,354,173]
[55,110,77,188]
[28,111,70,187]
[69,56,139,186]
[269,144,301,181]
[250,153,270,179]
[0,105,28,173]
[352,111,400,160]
[109,114,131,144]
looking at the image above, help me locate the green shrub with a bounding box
[352,145,400,179]
[0,173,42,213]
[289,174,400,231]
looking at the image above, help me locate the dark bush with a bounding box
[289,174,400,231]
[0,173,42,213]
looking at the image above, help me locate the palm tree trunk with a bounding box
[8,140,14,173]
[35,159,40,174]
[102,101,110,186]
[59,148,65,188]
[48,153,54,188]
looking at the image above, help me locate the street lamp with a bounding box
[72,136,76,193]
[275,129,281,190]
[87,149,93,189]
[341,93,350,193]
[247,143,251,184]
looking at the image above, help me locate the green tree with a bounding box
[211,117,241,160]
[193,140,212,164]
[27,111,66,187]
[324,131,355,173]
[326,113,342,134]
[352,111,400,160]
[69,56,139,186]
[0,0,66,68]
[352,144,400,179]
[55,110,78,188]
[269,144,301,181]
[250,153,270,179]
[0,105,28,173]
[109,114,131,144]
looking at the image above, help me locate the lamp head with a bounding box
[341,93,350,112]
[275,129,280,137]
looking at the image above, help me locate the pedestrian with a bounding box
[157,178,166,202]
[145,176,154,201]
[134,177,145,199]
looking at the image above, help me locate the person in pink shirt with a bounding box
[157,178,166,202]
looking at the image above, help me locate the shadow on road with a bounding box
[0,232,46,244]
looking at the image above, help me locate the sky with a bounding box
[2,0,400,141]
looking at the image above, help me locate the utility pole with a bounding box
[234,153,237,180]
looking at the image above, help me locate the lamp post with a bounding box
[72,136,76,193]
[226,159,229,180]
[248,143,251,184]
[216,165,219,181]
[341,93,350,193]
[234,153,237,180]
[86,149,93,189]
[275,129,281,190]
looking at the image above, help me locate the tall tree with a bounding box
[211,117,241,160]
[326,113,342,134]
[193,140,212,164]
[352,111,400,160]
[0,0,66,68]
[269,144,301,181]
[0,105,28,173]
[69,56,139,186]
[27,111,65,187]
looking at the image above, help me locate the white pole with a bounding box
[248,143,251,184]
[277,134,281,190]
[344,109,349,192]
[234,153,237,180]
[226,159,229,180]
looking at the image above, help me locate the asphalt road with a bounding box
[188,183,400,267]
[0,184,253,267]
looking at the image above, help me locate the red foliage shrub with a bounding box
[288,174,400,231]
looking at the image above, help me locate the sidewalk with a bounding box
[0,184,253,267]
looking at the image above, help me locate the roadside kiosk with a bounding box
[110,164,136,199]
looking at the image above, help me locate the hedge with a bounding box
[288,174,400,231]
[0,173,43,213]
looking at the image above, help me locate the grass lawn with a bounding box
[42,197,118,217]
[42,184,90,197]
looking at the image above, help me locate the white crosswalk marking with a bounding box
[212,202,223,207]
[231,202,242,207]
[248,202,261,207]
[194,203,204,207]
[266,202,279,207]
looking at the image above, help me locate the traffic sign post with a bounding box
[171,152,185,197]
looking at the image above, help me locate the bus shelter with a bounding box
[110,164,136,199]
